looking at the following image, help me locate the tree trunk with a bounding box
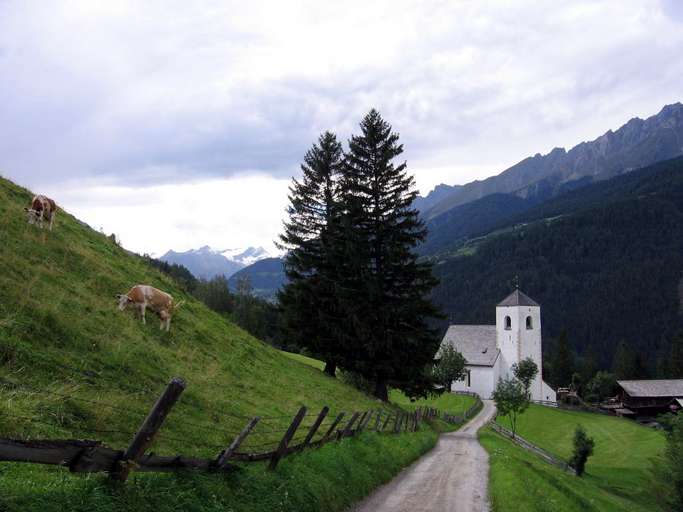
[323,361,337,377]
[373,379,389,402]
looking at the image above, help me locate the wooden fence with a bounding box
[0,376,472,483]
[489,421,576,475]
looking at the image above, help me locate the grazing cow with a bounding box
[24,195,57,231]
[116,285,182,332]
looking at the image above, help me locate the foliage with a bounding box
[278,131,345,377]
[491,377,529,437]
[278,111,441,400]
[432,344,467,391]
[429,156,683,373]
[549,330,574,388]
[336,109,441,400]
[583,371,617,403]
[569,425,595,476]
[511,357,538,397]
[612,340,649,380]
[652,413,683,512]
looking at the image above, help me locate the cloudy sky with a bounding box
[1,1,682,256]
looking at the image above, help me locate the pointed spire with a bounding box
[497,289,539,307]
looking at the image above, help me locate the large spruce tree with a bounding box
[278,132,344,376]
[339,109,441,401]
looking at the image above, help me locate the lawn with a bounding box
[488,404,665,511]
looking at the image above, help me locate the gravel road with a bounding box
[352,399,497,512]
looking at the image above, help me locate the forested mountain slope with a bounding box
[431,157,683,372]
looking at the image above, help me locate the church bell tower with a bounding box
[496,289,543,400]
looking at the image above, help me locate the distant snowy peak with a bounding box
[159,245,275,280]
[220,246,272,265]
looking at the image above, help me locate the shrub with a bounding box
[569,425,595,476]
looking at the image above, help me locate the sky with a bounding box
[1,1,682,256]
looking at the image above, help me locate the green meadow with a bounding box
[486,404,665,511]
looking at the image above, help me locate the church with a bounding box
[440,289,556,401]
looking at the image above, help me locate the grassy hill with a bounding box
[0,176,436,511]
[485,404,665,511]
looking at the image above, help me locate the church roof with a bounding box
[497,289,540,307]
[617,379,683,398]
[440,325,499,367]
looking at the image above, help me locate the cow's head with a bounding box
[24,208,40,224]
[116,294,133,310]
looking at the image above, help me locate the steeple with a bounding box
[497,289,539,307]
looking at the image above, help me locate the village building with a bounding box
[615,379,683,417]
[440,289,556,401]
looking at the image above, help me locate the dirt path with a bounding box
[352,399,497,512]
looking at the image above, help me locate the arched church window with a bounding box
[526,316,533,330]
[504,316,511,330]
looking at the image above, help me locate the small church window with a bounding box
[466,370,471,388]
[526,316,533,330]
[504,316,511,330]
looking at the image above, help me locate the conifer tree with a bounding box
[551,330,574,387]
[278,132,344,376]
[337,109,441,400]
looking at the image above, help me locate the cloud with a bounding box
[51,173,290,256]
[1,1,682,252]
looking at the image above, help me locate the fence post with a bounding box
[303,406,329,447]
[341,412,361,438]
[215,416,260,468]
[268,406,307,470]
[374,411,382,431]
[111,376,186,482]
[381,413,392,432]
[354,411,368,435]
[321,412,345,442]
[395,413,404,433]
[360,410,374,431]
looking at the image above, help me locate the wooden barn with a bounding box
[616,379,683,417]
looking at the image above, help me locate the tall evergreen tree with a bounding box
[550,330,574,387]
[612,340,648,379]
[338,109,441,400]
[278,132,344,376]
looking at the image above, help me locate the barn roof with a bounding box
[497,289,539,307]
[617,379,683,398]
[440,325,499,367]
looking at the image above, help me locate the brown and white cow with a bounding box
[116,285,182,332]
[24,195,57,231]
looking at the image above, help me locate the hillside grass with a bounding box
[281,351,479,433]
[0,176,436,511]
[488,404,665,511]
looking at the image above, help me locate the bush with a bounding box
[652,413,683,511]
[569,425,595,476]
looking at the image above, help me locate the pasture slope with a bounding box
[0,176,437,512]
[484,404,666,511]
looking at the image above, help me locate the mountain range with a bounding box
[419,102,683,219]
[159,245,274,280]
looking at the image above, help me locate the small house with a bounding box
[616,379,683,416]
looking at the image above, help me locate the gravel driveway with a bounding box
[352,399,497,512]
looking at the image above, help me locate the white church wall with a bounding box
[541,380,557,402]
[496,303,545,401]
[451,365,495,399]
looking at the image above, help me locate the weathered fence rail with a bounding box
[489,421,576,474]
[0,377,476,482]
